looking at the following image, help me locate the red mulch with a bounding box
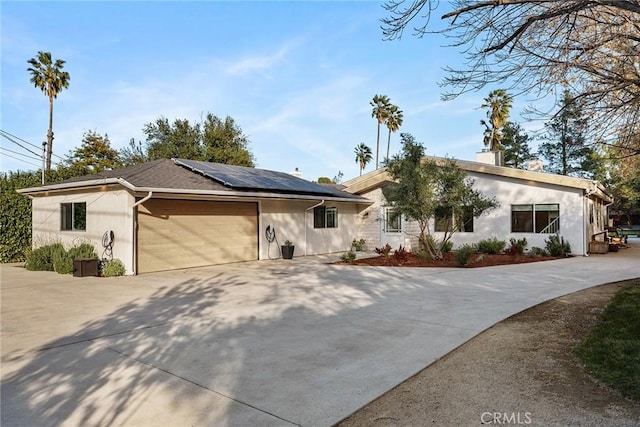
[337,252,562,268]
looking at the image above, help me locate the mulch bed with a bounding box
[338,252,562,268]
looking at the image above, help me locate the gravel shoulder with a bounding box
[337,281,640,427]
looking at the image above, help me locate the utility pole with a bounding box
[42,141,46,185]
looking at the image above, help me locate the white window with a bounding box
[384,208,401,233]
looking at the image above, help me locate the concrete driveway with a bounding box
[2,242,639,427]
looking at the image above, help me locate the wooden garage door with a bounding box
[137,199,258,273]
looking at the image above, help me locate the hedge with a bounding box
[1,168,86,263]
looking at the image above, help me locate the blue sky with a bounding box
[1,1,546,180]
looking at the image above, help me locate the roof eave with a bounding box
[17,179,369,204]
[130,187,370,203]
[344,158,614,201]
[16,178,131,195]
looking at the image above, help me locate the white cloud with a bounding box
[224,39,303,76]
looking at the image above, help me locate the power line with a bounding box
[0,152,41,168]
[0,146,42,162]
[0,131,42,157]
[0,128,41,150]
[0,129,66,161]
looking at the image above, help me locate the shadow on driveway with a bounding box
[2,245,639,426]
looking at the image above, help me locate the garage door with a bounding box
[137,199,258,273]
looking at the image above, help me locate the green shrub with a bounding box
[528,246,549,257]
[26,242,65,271]
[545,234,571,257]
[476,237,506,254]
[52,247,73,274]
[441,240,453,253]
[455,244,476,266]
[51,242,98,275]
[68,242,97,260]
[103,259,126,277]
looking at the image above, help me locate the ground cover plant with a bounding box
[574,283,640,400]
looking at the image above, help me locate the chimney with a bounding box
[290,167,302,178]
[526,154,544,172]
[476,149,504,166]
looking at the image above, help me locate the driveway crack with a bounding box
[97,342,302,427]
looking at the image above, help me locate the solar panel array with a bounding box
[174,159,356,198]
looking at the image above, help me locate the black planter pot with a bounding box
[281,245,295,259]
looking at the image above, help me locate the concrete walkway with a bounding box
[2,241,639,427]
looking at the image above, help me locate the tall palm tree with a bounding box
[385,104,403,161]
[370,94,390,169]
[480,89,512,152]
[354,143,373,176]
[28,51,70,171]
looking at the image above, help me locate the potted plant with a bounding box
[281,240,295,259]
[351,238,366,252]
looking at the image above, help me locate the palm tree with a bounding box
[385,104,403,161]
[370,94,390,169]
[480,89,512,152]
[28,51,70,171]
[354,143,373,176]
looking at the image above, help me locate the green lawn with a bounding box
[575,282,640,400]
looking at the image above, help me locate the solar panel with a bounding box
[174,159,356,198]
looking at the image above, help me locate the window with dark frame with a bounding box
[61,202,87,231]
[313,206,338,229]
[511,204,559,233]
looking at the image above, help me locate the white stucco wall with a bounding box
[357,173,595,255]
[259,199,357,259]
[31,188,135,274]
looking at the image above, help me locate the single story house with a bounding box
[342,152,613,256]
[18,159,370,274]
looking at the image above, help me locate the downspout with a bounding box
[131,191,153,275]
[583,188,595,257]
[304,200,325,256]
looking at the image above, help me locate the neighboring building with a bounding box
[343,152,613,256]
[18,159,370,274]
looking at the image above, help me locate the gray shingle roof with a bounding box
[46,159,365,200]
[56,159,229,191]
